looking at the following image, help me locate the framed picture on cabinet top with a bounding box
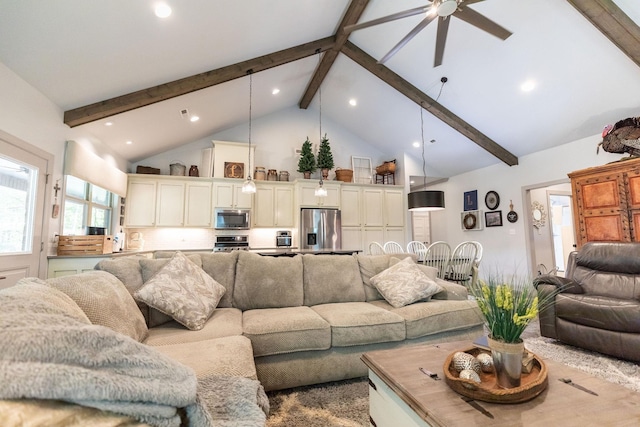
[463,190,478,211]
[224,162,244,179]
[485,210,503,227]
[461,210,483,231]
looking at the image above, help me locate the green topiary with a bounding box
[297,137,317,173]
[316,133,334,170]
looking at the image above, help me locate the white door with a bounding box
[0,132,50,288]
[411,211,431,245]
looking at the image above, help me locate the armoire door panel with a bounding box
[583,215,628,242]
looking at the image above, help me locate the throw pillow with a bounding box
[370,257,443,308]
[46,270,149,342]
[134,252,226,331]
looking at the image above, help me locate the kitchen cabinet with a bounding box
[384,188,405,227]
[125,178,157,227]
[569,157,640,248]
[384,227,406,247]
[363,188,384,227]
[253,182,294,227]
[363,227,385,253]
[297,181,340,207]
[184,181,213,227]
[340,185,362,227]
[213,180,253,209]
[341,226,363,251]
[156,181,185,226]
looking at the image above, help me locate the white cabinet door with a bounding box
[185,181,212,227]
[214,181,252,208]
[384,189,405,227]
[363,227,384,253]
[298,182,340,207]
[341,227,363,251]
[341,186,361,227]
[274,186,294,227]
[253,185,275,227]
[156,181,185,226]
[125,179,157,227]
[385,227,406,247]
[363,188,384,227]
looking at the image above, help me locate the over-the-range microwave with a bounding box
[214,208,251,230]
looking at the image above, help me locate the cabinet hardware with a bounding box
[0,276,6,280]
[369,416,377,427]
[368,378,377,391]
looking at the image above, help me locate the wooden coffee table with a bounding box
[362,340,640,427]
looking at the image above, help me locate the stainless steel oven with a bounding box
[213,235,249,252]
[214,208,250,230]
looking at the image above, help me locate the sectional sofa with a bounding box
[0,250,483,426]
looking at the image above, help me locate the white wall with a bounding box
[0,61,130,251]
[133,106,390,182]
[431,133,621,278]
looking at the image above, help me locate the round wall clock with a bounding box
[485,191,500,210]
[463,212,478,230]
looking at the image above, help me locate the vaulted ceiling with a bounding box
[1,0,639,177]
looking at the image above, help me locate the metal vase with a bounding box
[488,337,524,389]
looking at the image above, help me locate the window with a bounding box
[0,155,37,254]
[63,175,113,235]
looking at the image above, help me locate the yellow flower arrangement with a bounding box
[469,273,553,344]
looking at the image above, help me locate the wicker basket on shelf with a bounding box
[375,159,396,174]
[335,168,353,183]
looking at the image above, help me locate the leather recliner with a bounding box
[534,242,640,363]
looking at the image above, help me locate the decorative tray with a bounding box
[443,346,548,404]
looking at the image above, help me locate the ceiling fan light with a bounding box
[408,190,445,211]
[437,0,458,17]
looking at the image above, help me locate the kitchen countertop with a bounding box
[48,248,362,259]
[251,249,362,256]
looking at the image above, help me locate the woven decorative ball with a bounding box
[476,352,494,373]
[452,351,481,374]
[459,369,481,388]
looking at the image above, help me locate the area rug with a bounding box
[266,338,640,426]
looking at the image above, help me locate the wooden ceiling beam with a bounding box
[341,41,518,166]
[64,37,336,128]
[299,0,370,109]
[567,0,640,68]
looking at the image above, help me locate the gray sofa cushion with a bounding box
[369,299,483,339]
[371,257,443,308]
[242,306,331,357]
[233,252,304,310]
[144,307,243,346]
[355,254,417,301]
[94,255,149,322]
[302,254,366,306]
[200,251,239,308]
[47,270,149,342]
[432,278,468,300]
[311,302,405,346]
[10,279,90,324]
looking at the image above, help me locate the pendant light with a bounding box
[242,70,256,194]
[314,50,328,198]
[408,101,445,211]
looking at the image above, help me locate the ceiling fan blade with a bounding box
[434,17,451,67]
[377,15,436,64]
[460,0,486,6]
[344,4,431,34]
[454,6,512,40]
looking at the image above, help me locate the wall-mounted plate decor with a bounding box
[461,210,483,231]
[507,200,518,223]
[485,191,500,210]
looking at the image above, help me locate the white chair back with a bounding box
[447,242,478,286]
[383,241,404,254]
[423,241,452,279]
[406,241,428,262]
[468,241,483,266]
[368,241,385,255]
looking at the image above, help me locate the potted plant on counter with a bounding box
[316,133,334,180]
[297,137,316,179]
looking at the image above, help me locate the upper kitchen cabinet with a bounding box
[125,177,157,227]
[253,182,294,227]
[184,181,213,227]
[384,188,405,227]
[213,180,252,209]
[155,181,185,226]
[340,185,362,227]
[297,181,340,208]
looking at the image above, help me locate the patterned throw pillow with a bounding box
[134,251,226,330]
[370,257,443,308]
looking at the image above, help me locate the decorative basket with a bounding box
[375,159,396,174]
[335,168,353,183]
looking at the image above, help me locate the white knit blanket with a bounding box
[0,283,212,427]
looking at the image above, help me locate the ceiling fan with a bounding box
[344,0,512,66]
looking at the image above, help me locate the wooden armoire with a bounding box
[569,157,640,249]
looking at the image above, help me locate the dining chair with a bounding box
[383,241,404,254]
[406,241,428,262]
[423,241,452,279]
[368,241,385,255]
[446,241,478,287]
[468,241,483,266]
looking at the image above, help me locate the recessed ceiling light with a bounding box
[105,121,113,126]
[521,80,536,92]
[413,142,421,148]
[349,99,357,106]
[126,140,133,145]
[190,115,199,122]
[272,88,280,95]
[155,4,172,18]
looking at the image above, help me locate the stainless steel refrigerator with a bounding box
[300,208,342,251]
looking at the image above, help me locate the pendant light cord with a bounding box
[248,70,253,178]
[420,77,447,189]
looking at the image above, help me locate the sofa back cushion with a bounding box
[200,251,239,308]
[302,254,366,306]
[355,254,418,301]
[46,270,149,342]
[9,279,91,323]
[233,251,304,310]
[94,255,149,322]
[574,242,640,300]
